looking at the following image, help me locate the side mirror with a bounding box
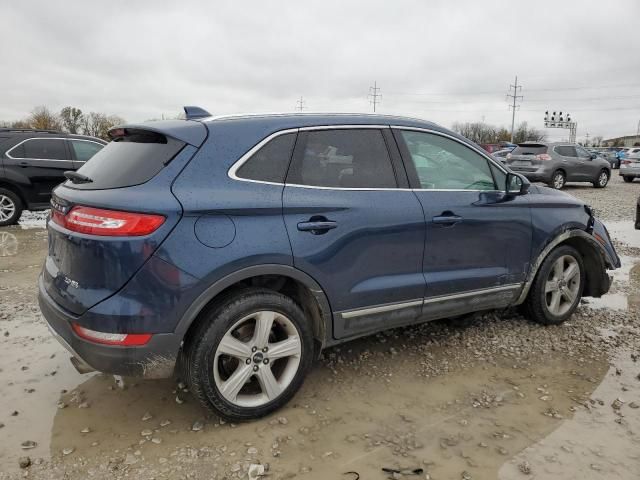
[590,153,597,160]
[506,172,529,195]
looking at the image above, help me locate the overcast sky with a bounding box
[2,0,639,140]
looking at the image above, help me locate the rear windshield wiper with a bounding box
[64,171,93,184]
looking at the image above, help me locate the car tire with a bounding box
[522,245,585,325]
[0,188,23,227]
[623,176,634,183]
[185,288,314,421]
[593,169,609,188]
[549,170,566,190]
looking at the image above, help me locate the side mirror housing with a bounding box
[506,172,529,195]
[590,153,597,159]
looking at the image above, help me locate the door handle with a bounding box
[297,217,337,235]
[432,212,462,226]
[19,161,30,167]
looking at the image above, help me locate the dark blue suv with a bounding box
[38,108,620,420]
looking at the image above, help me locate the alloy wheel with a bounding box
[0,194,16,222]
[544,255,581,316]
[553,173,565,189]
[598,171,609,187]
[213,311,302,408]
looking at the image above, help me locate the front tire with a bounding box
[593,169,609,188]
[185,289,314,421]
[623,176,634,183]
[549,170,566,189]
[0,188,23,226]
[522,245,585,325]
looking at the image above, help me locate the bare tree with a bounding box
[28,106,62,130]
[60,107,84,134]
[82,112,125,140]
[513,122,545,143]
[591,136,603,147]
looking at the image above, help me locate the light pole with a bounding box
[636,120,640,145]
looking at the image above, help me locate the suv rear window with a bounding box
[511,144,548,156]
[66,129,184,190]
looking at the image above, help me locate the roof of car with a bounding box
[0,129,106,143]
[120,112,453,147]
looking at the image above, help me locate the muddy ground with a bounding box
[1,175,639,479]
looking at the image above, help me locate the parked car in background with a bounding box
[0,128,106,226]
[480,142,516,154]
[506,142,611,189]
[598,150,620,169]
[620,152,640,183]
[491,148,513,164]
[39,110,620,420]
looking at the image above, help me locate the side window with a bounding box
[70,140,104,162]
[489,162,507,190]
[399,130,496,190]
[236,133,296,183]
[555,146,577,157]
[575,146,590,158]
[286,129,397,188]
[13,138,68,160]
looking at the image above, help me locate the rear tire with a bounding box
[623,176,634,183]
[185,288,314,421]
[549,170,566,189]
[522,245,585,325]
[0,188,23,227]
[593,169,609,188]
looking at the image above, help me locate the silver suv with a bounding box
[506,142,611,189]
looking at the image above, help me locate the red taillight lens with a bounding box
[621,160,631,165]
[52,206,165,236]
[71,323,152,346]
[536,154,552,161]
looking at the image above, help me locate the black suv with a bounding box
[0,129,106,225]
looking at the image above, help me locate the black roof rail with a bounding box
[0,128,62,134]
[183,106,211,120]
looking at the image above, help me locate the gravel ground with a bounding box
[0,174,638,479]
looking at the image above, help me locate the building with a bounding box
[603,135,640,147]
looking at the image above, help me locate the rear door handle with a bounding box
[297,218,337,234]
[19,161,30,167]
[432,214,462,226]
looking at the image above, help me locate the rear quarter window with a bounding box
[235,133,296,183]
[66,130,185,190]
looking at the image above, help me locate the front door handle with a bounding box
[19,161,30,167]
[432,212,462,226]
[297,217,337,235]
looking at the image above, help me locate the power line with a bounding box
[507,75,523,143]
[295,96,306,112]
[368,81,381,112]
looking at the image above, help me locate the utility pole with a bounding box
[295,96,306,112]
[507,76,523,143]
[636,120,640,145]
[368,81,381,112]
[585,132,590,146]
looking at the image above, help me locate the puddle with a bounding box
[605,220,640,250]
[499,351,640,479]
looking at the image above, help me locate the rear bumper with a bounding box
[38,276,180,378]
[619,166,640,177]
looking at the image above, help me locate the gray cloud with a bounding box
[1,0,639,140]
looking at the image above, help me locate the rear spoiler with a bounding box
[108,119,207,147]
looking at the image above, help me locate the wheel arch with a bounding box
[515,229,609,304]
[175,264,333,355]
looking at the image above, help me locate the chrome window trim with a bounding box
[340,299,423,319]
[228,124,504,192]
[5,137,103,161]
[338,284,521,319]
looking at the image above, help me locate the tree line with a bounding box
[0,106,125,140]
[451,121,545,145]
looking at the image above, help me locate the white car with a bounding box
[620,152,640,182]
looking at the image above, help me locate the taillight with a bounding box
[536,154,552,161]
[52,206,165,236]
[72,323,152,346]
[621,160,631,165]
